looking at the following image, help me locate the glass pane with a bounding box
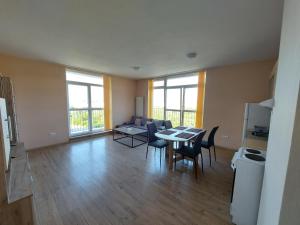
[92,109,104,130]
[167,75,198,87]
[183,111,196,127]
[153,88,164,119]
[66,70,103,85]
[184,87,198,110]
[153,80,164,87]
[91,86,104,108]
[166,88,181,110]
[68,84,88,109]
[166,111,180,127]
[69,110,89,134]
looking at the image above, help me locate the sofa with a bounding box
[116,116,167,136]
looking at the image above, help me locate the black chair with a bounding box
[174,131,206,178]
[164,120,182,149]
[146,123,168,165]
[201,126,219,166]
[164,120,173,129]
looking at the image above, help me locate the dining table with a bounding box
[155,126,206,170]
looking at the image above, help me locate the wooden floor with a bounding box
[28,135,234,225]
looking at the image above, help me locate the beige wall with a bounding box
[111,76,136,127]
[0,54,69,149]
[0,54,137,149]
[204,60,275,149]
[0,52,275,150]
[136,60,275,149]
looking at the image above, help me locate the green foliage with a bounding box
[69,110,104,132]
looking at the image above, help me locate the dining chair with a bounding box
[146,123,168,165]
[163,120,181,149]
[201,126,219,166]
[164,120,173,129]
[174,131,206,178]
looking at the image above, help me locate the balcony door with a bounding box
[152,74,201,127]
[66,70,104,136]
[165,87,197,127]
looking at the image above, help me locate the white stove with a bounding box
[231,147,266,169]
[230,147,266,225]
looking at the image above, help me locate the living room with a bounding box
[0,0,299,225]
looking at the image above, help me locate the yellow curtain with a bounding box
[195,71,206,128]
[103,75,112,130]
[147,79,153,118]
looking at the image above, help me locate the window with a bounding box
[166,75,198,87]
[153,88,164,120]
[66,70,104,136]
[152,73,199,127]
[153,79,165,87]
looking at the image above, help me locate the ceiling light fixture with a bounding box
[186,52,197,58]
[132,66,140,71]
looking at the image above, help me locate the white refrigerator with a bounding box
[0,98,11,170]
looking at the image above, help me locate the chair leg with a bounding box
[193,158,198,178]
[213,145,217,161]
[160,148,162,165]
[200,151,204,174]
[174,154,177,169]
[208,147,212,166]
[146,145,149,159]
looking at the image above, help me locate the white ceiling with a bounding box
[0,0,283,78]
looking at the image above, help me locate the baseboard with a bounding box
[69,130,112,142]
[27,131,113,152]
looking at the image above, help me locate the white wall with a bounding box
[257,0,300,224]
[279,92,300,224]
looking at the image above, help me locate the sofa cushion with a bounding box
[135,118,142,126]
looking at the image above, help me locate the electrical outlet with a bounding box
[49,132,57,136]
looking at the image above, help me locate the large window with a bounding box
[152,74,199,127]
[66,70,104,136]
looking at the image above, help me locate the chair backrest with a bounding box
[164,120,173,129]
[147,122,158,143]
[192,131,206,155]
[208,126,219,146]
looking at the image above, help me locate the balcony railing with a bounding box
[92,109,105,130]
[152,107,164,120]
[166,110,181,127]
[183,111,196,127]
[69,109,104,135]
[152,108,196,127]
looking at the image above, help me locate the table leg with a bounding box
[168,141,173,170]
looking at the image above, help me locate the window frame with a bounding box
[152,73,198,126]
[66,74,104,137]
